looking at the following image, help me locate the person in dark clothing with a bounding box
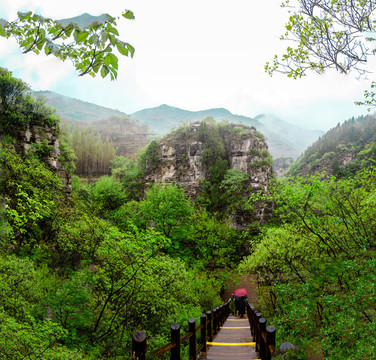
[237,295,247,318]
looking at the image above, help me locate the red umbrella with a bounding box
[234,288,248,297]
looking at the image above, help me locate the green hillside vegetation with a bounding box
[241,169,376,359]
[65,123,116,178]
[0,71,247,359]
[288,115,376,177]
[2,70,376,359]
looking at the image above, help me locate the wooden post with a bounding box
[259,318,267,360]
[207,310,213,342]
[200,313,207,352]
[251,307,257,341]
[171,323,180,360]
[132,331,147,360]
[212,308,217,335]
[188,318,196,360]
[216,306,221,333]
[219,305,224,326]
[255,312,262,352]
[266,325,276,360]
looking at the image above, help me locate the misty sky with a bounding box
[0,0,373,131]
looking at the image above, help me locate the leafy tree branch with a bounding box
[0,10,135,80]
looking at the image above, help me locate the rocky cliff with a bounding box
[273,156,294,177]
[8,122,72,194]
[145,122,273,225]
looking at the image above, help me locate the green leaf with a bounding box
[104,53,118,68]
[74,31,89,43]
[93,62,101,73]
[108,34,116,46]
[107,24,119,36]
[36,40,45,51]
[64,26,73,37]
[17,11,32,20]
[0,25,5,37]
[126,43,135,57]
[122,10,135,20]
[116,42,128,56]
[101,65,109,78]
[89,34,98,45]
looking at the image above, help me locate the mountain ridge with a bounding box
[33,90,324,161]
[131,104,324,160]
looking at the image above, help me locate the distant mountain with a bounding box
[0,13,109,30]
[34,91,152,158]
[56,13,110,30]
[288,115,376,178]
[131,104,323,160]
[33,91,323,162]
[131,104,252,135]
[34,90,128,124]
[255,114,324,159]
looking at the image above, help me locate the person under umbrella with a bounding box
[234,288,248,318]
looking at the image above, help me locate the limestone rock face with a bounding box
[273,157,294,177]
[145,123,273,225]
[8,123,72,194]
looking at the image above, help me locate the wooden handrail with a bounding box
[246,302,276,360]
[132,301,276,359]
[132,302,230,359]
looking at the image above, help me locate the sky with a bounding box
[0,0,373,131]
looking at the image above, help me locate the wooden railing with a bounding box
[132,301,277,360]
[132,302,230,360]
[247,302,276,360]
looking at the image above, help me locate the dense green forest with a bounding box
[288,115,376,178]
[67,123,116,178]
[1,68,376,360]
[0,69,245,359]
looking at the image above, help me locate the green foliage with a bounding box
[111,156,144,201]
[220,169,253,215]
[0,10,135,80]
[144,140,160,170]
[29,139,54,159]
[197,119,226,169]
[58,136,77,174]
[1,144,63,251]
[242,167,376,358]
[0,312,87,360]
[188,208,243,269]
[0,95,262,358]
[39,270,94,346]
[70,124,116,177]
[0,68,58,134]
[267,0,376,108]
[89,175,127,213]
[288,115,376,177]
[52,211,114,268]
[140,183,193,255]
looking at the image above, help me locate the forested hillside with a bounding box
[0,69,249,359]
[288,115,376,177]
[2,62,376,359]
[3,1,376,358]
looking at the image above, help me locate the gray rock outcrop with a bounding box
[145,122,273,226]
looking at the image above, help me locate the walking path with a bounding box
[198,315,259,360]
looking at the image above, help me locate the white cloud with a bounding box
[0,0,372,131]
